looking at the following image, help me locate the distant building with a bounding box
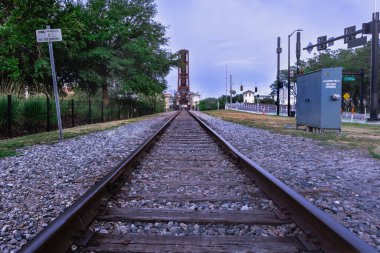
[191,92,201,110]
[164,93,173,111]
[243,90,255,103]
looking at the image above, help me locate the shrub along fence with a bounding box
[0,95,155,139]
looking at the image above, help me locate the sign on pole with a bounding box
[36,29,62,42]
[36,26,64,141]
[343,93,350,100]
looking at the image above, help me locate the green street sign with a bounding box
[343,76,356,82]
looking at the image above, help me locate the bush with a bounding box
[0,95,21,134]
[21,97,47,132]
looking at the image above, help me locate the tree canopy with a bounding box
[0,0,176,104]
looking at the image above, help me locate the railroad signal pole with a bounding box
[276,37,282,116]
[369,12,379,121]
[304,12,380,121]
[230,75,233,105]
[288,29,302,117]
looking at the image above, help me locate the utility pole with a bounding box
[287,29,302,117]
[296,32,301,75]
[225,65,228,108]
[276,37,282,116]
[230,75,233,105]
[360,69,365,114]
[369,12,379,121]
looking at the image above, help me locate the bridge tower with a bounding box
[175,49,191,109]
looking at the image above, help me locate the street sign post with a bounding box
[36,26,63,141]
[343,93,350,100]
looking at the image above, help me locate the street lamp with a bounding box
[288,29,303,116]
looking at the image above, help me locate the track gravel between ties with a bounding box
[81,110,306,252]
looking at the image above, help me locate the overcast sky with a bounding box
[155,0,375,98]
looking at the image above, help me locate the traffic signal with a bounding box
[255,87,258,93]
[344,26,356,43]
[240,85,243,91]
[317,36,327,51]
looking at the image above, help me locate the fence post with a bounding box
[7,95,12,137]
[101,100,104,123]
[118,102,121,120]
[47,97,50,132]
[88,98,92,124]
[71,99,75,127]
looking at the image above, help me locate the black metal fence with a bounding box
[0,95,155,139]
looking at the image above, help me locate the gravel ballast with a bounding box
[0,112,175,253]
[193,111,380,250]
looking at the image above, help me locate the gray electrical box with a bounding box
[296,67,342,132]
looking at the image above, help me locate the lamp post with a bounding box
[288,29,303,116]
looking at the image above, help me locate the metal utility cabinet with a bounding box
[296,67,342,132]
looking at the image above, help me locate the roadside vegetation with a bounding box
[0,113,158,159]
[205,110,380,159]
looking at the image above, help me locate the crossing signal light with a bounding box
[344,26,356,43]
[317,36,327,51]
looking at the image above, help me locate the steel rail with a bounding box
[19,111,180,253]
[188,111,376,253]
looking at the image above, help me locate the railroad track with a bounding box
[20,111,376,253]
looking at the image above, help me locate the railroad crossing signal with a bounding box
[303,12,380,121]
[317,36,327,51]
[344,26,356,43]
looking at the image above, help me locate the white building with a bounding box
[163,93,173,111]
[191,92,201,110]
[243,90,255,103]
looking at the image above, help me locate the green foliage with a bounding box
[20,97,48,132]
[199,97,219,111]
[0,95,21,132]
[0,0,175,103]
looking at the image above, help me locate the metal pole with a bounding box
[88,98,92,124]
[225,65,227,108]
[296,32,301,75]
[47,97,50,132]
[360,69,365,114]
[7,95,12,137]
[46,25,63,140]
[277,37,281,116]
[230,75,232,105]
[71,99,75,127]
[369,12,379,121]
[287,34,291,116]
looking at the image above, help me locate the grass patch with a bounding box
[0,113,159,159]
[205,110,380,159]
